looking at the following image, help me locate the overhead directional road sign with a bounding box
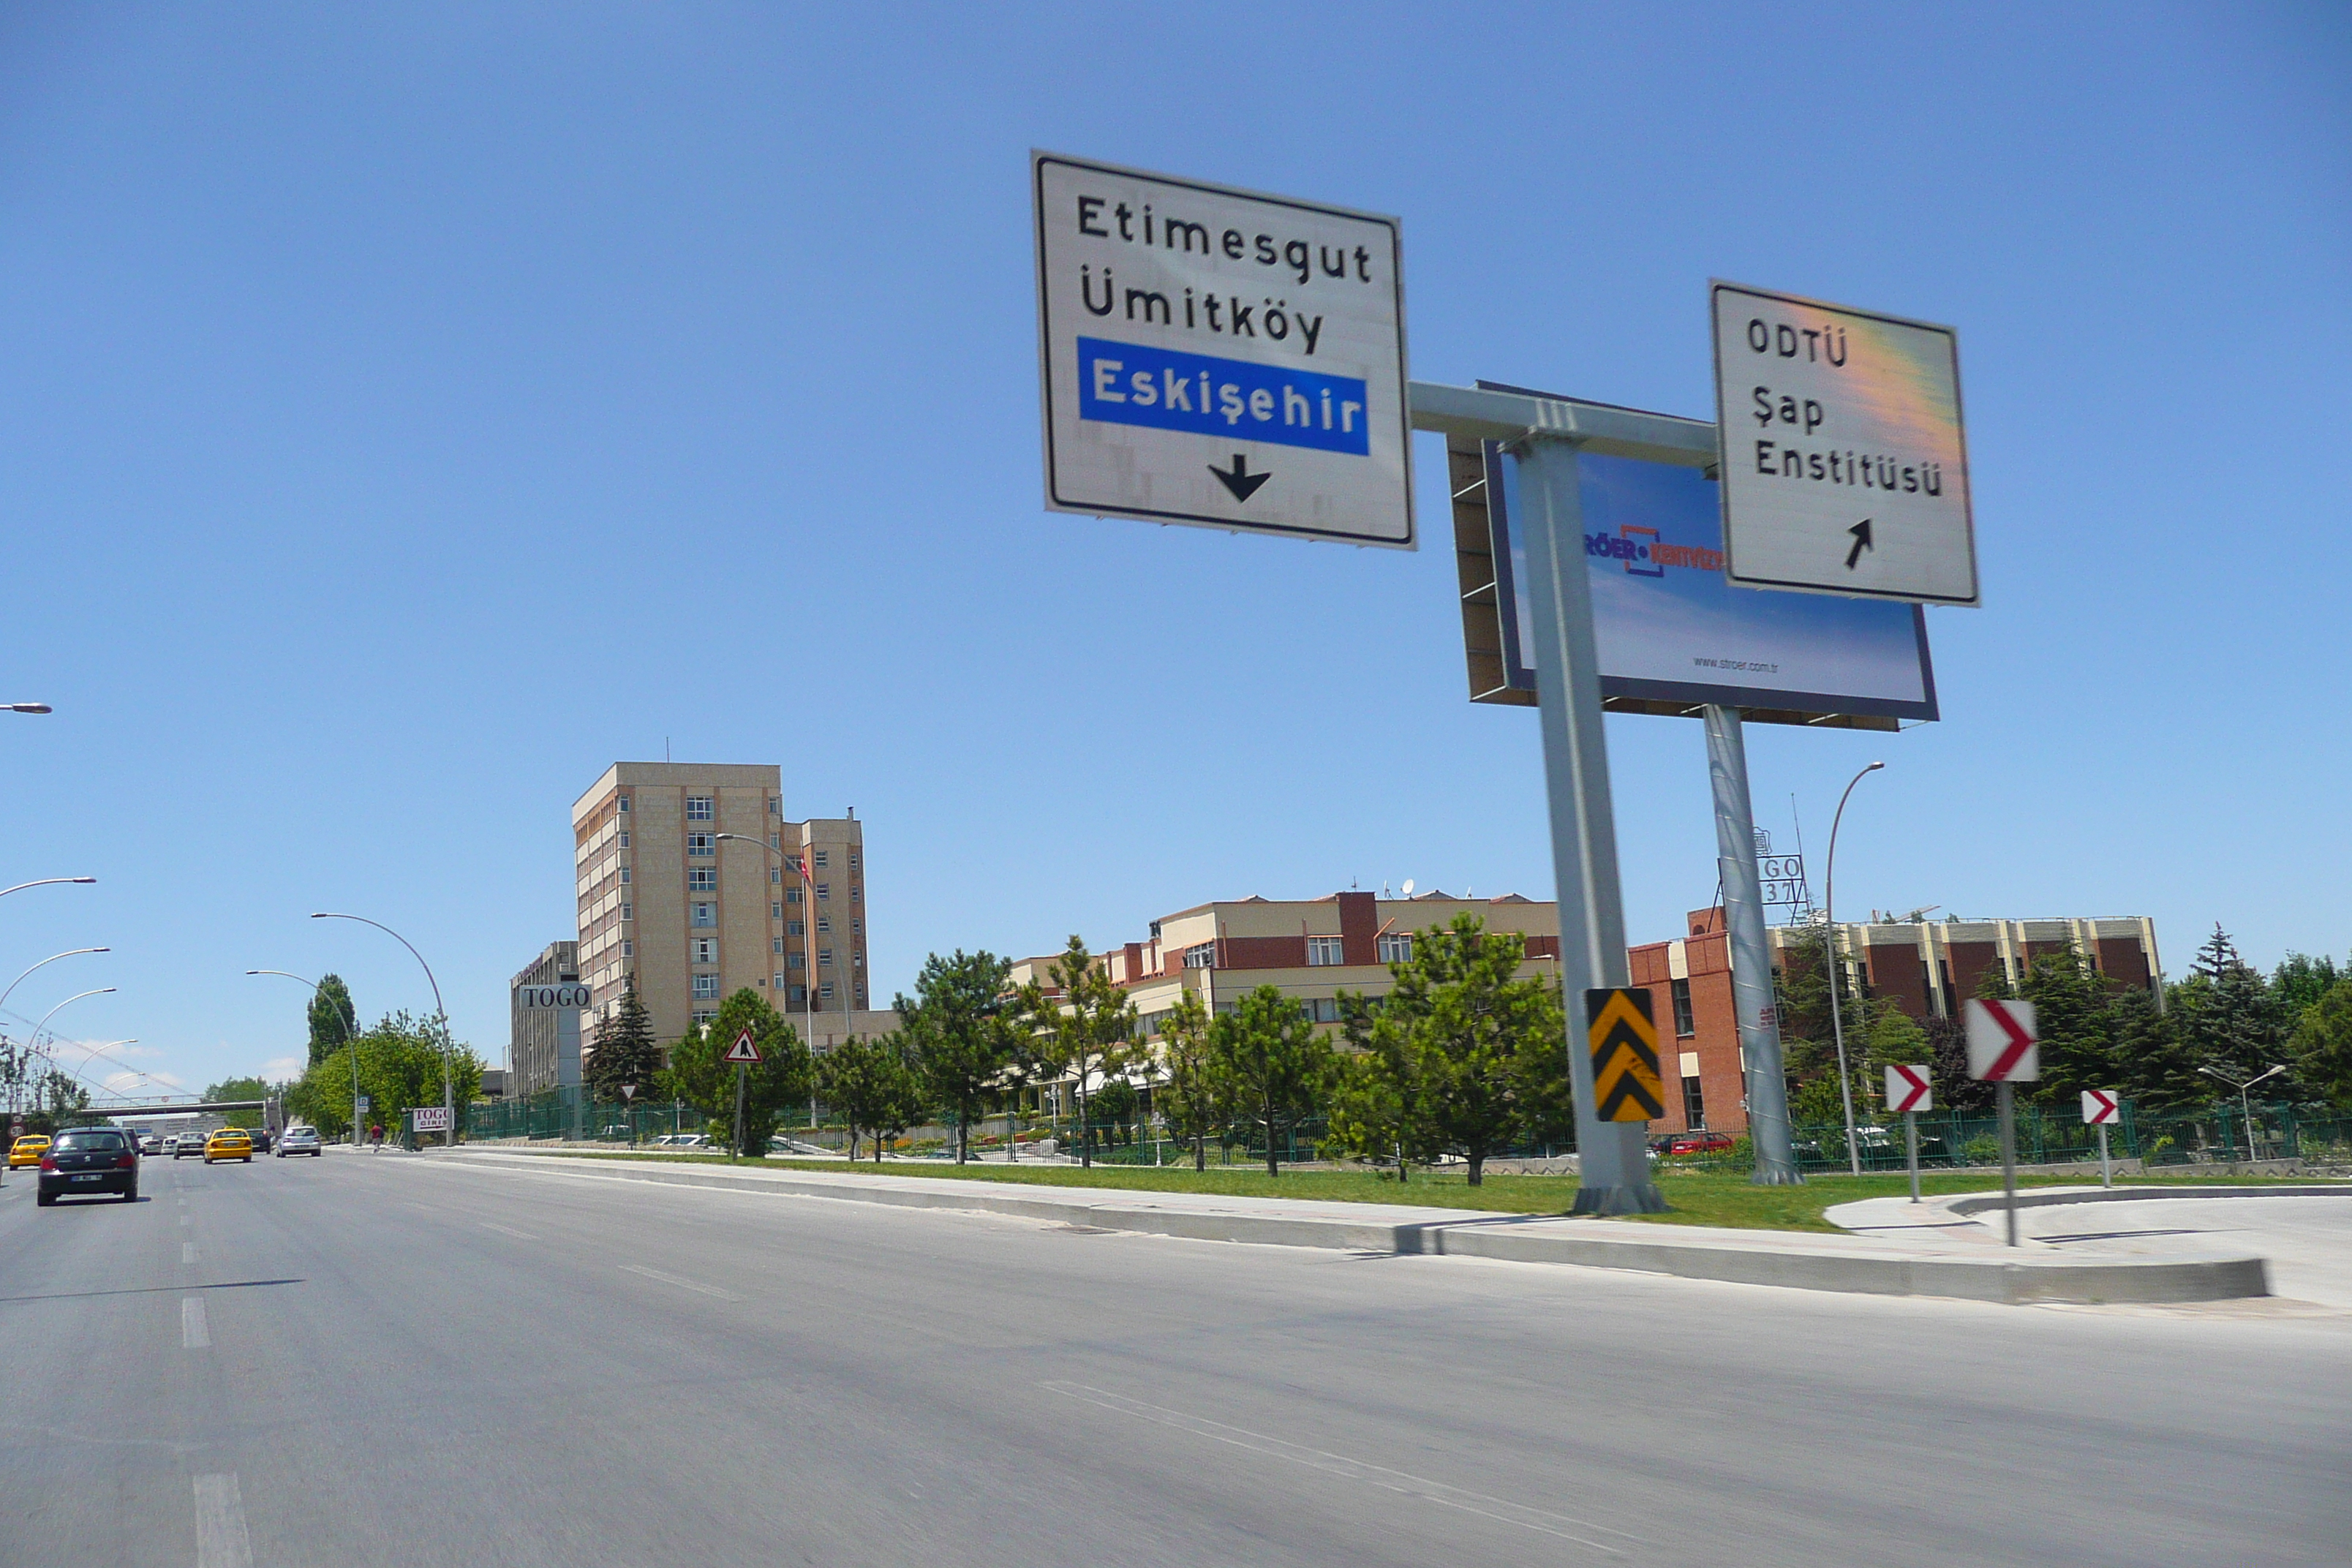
[1586,988,1665,1123]
[1034,151,1411,547]
[1710,282,1978,605]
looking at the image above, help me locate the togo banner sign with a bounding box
[1586,987,1665,1123]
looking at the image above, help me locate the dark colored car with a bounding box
[37,1128,140,1206]
[247,1128,273,1153]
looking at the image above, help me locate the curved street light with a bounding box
[2200,1063,2288,1164]
[310,913,452,1145]
[1822,761,1886,1177]
[250,970,363,1145]
[5,987,116,1123]
[5,702,53,714]
[0,947,111,1023]
[0,876,97,901]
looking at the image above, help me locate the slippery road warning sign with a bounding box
[1885,1064,1933,1114]
[1964,998,2038,1082]
[1034,151,1411,548]
[723,1028,763,1066]
[1586,988,1664,1123]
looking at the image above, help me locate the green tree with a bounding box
[894,949,1017,1164]
[2171,926,2287,1086]
[281,1011,483,1143]
[1324,993,1436,1181]
[584,979,661,1103]
[1206,985,1333,1177]
[2272,952,2344,1023]
[1016,936,1137,1169]
[307,974,358,1068]
[1771,921,1874,1126]
[2108,988,2206,1112]
[202,1076,272,1130]
[1152,990,1225,1172]
[1924,1014,1994,1114]
[1337,916,1568,1186]
[658,989,812,1156]
[2019,946,2119,1104]
[1861,1000,1932,1116]
[2289,978,2352,1109]
[815,1033,924,1162]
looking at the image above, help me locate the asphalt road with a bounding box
[3,1150,2347,1568]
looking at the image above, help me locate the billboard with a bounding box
[1456,386,1936,728]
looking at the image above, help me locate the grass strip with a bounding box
[456,1145,2324,1234]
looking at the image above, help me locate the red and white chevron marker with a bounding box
[1964,998,2039,1082]
[1885,1064,1933,1114]
[2081,1088,2120,1125]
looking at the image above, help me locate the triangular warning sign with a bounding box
[723,1027,763,1065]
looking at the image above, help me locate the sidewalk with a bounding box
[433,1148,2270,1306]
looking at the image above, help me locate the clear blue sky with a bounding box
[1,3,2344,1096]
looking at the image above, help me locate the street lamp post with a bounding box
[1822,761,1885,1177]
[249,971,361,1145]
[2200,1063,2286,1164]
[10,987,116,1138]
[0,951,110,1125]
[312,913,451,1148]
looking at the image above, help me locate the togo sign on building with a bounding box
[1033,151,1412,547]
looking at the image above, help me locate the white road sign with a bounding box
[1711,281,1978,605]
[1034,151,1411,548]
[1885,1064,1933,1114]
[410,1106,452,1132]
[1964,998,2039,1082]
[2081,1089,2121,1125]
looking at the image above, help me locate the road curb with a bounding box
[438,1150,2271,1305]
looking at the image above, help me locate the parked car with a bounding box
[203,1128,254,1164]
[10,1134,52,1169]
[36,1127,139,1205]
[1667,1131,1737,1157]
[275,1126,323,1158]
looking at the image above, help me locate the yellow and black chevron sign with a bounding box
[1586,987,1664,1123]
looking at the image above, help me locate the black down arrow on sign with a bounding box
[1210,453,1271,503]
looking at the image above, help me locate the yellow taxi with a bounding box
[203,1128,254,1164]
[9,1134,52,1169]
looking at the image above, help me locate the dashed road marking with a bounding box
[181,1297,210,1349]
[183,1243,198,1264]
[478,1221,537,1241]
[618,1264,742,1302]
[193,1472,254,1568]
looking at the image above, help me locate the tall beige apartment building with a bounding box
[571,763,873,1052]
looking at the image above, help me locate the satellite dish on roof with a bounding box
[1401,879,1415,897]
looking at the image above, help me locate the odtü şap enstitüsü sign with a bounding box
[1710,281,1978,605]
[1034,151,1412,547]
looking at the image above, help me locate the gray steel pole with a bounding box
[1703,706,1799,1185]
[1905,1109,1920,1203]
[1512,437,1661,1215]
[1822,762,1882,1176]
[1997,1081,2019,1246]
[2097,1121,2111,1189]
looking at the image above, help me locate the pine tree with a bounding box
[2110,987,2206,1112]
[584,979,662,1102]
[308,974,358,1068]
[2019,946,2119,1104]
[2288,979,2352,1109]
[2172,925,2286,1084]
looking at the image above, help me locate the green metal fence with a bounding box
[1752,1101,2352,1175]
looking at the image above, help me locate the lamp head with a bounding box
[1866,761,1886,772]
[70,877,95,884]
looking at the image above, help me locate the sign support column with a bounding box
[1703,705,1798,1185]
[1512,434,1662,1215]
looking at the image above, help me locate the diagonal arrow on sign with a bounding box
[1885,1063,1931,1114]
[1965,998,2039,1082]
[2081,1088,2119,1125]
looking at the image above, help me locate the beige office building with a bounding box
[572,763,877,1053]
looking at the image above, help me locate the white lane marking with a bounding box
[177,1196,186,1207]
[181,1297,210,1349]
[618,1263,742,1301]
[193,1472,255,1568]
[478,1221,537,1241]
[183,1243,198,1264]
[1043,1382,1645,1553]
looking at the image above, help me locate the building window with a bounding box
[820,982,834,1002]
[687,832,715,856]
[688,867,717,891]
[768,796,780,816]
[851,951,864,968]
[771,902,783,919]
[772,936,785,955]
[769,832,780,849]
[1302,997,1340,1022]
[788,920,804,938]
[851,883,861,903]
[1681,1071,1706,1128]
[620,940,633,957]
[851,918,862,935]
[619,867,631,884]
[1376,932,1413,965]
[816,882,830,900]
[774,972,787,989]
[620,902,632,921]
[787,952,804,970]
[693,938,717,965]
[692,1008,717,1025]
[686,797,714,821]
[1670,978,1695,1038]
[618,830,630,848]
[819,948,834,967]
[618,795,630,813]
[849,852,860,870]
[1306,936,1346,967]
[690,902,717,928]
[785,886,800,904]
[813,849,829,868]
[692,974,720,999]
[1183,942,1216,969]
[817,914,832,933]
[788,984,807,1005]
